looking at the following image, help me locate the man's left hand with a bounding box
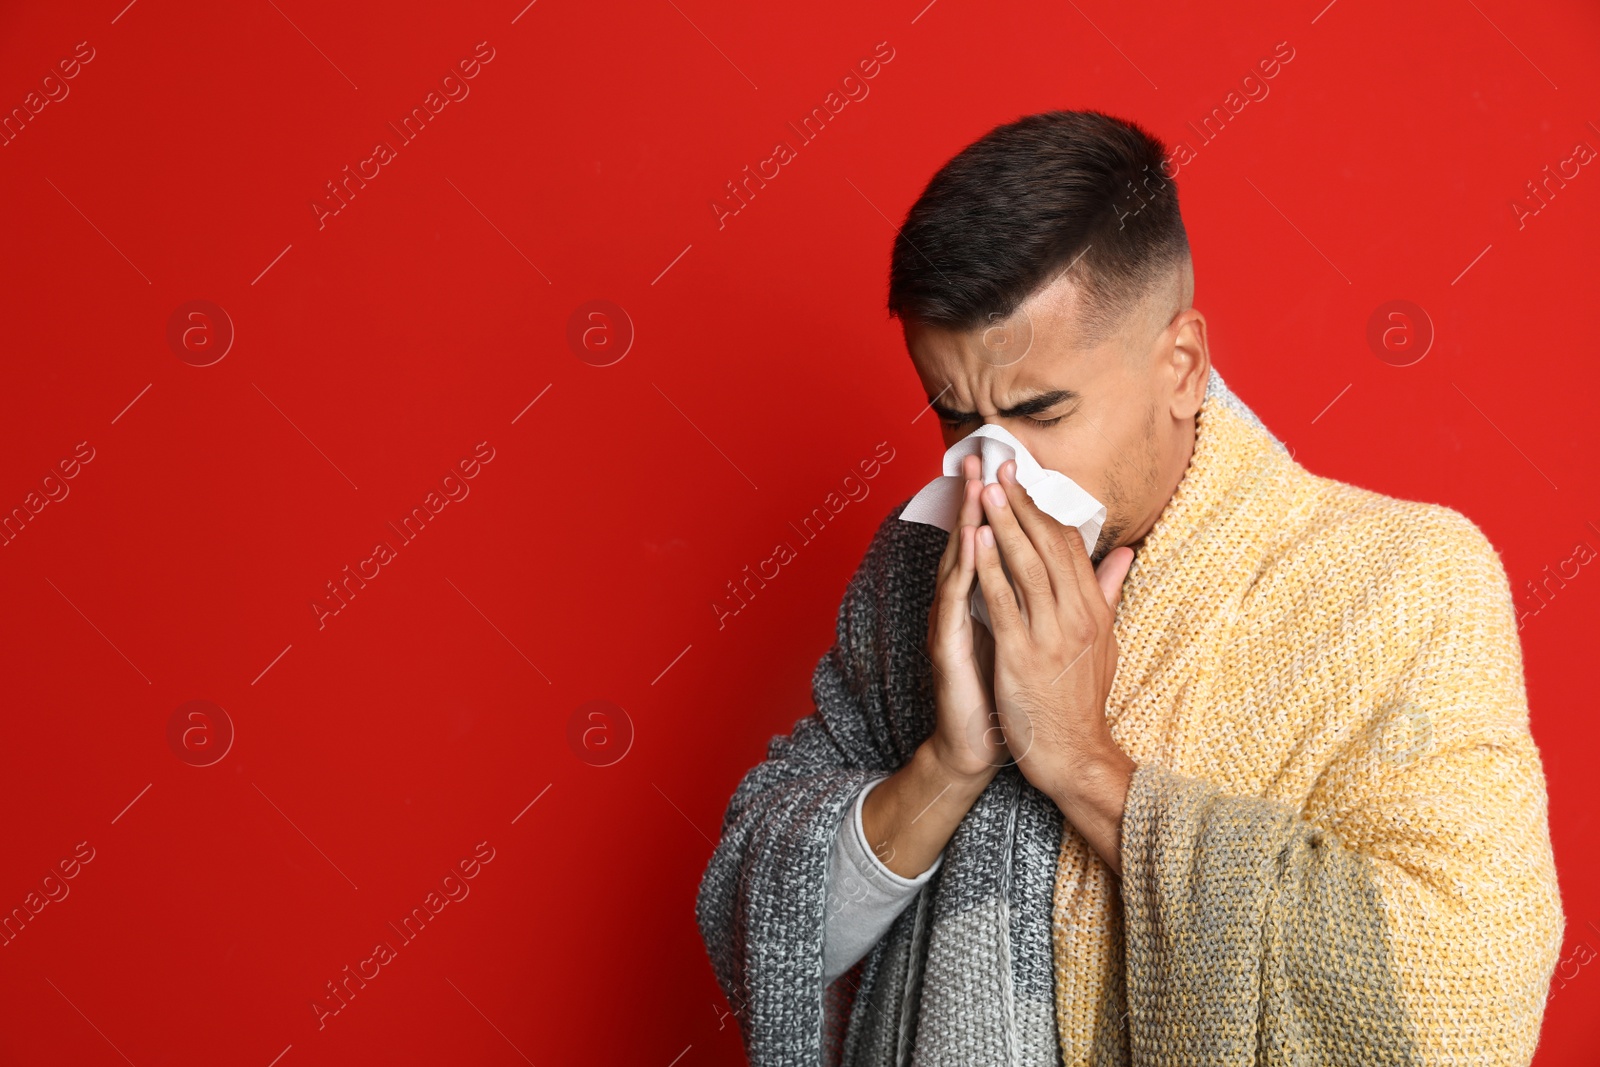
[972,458,1139,876]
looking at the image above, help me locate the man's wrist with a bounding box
[1046,746,1137,877]
[915,737,1000,801]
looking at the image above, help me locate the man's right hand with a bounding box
[856,457,1006,881]
[925,453,1008,786]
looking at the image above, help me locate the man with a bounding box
[695,110,1564,1067]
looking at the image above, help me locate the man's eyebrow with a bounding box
[928,388,1081,422]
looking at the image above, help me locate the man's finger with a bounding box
[934,469,988,638]
[1094,546,1135,612]
[979,477,1051,622]
[1056,499,1102,597]
[936,456,983,580]
[973,523,1024,636]
[996,459,1081,600]
[973,618,995,682]
[957,455,984,529]
[936,523,979,626]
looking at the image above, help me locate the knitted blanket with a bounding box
[695,368,1565,1066]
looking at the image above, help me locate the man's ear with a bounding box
[1168,310,1209,419]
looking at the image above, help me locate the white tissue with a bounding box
[899,424,1107,632]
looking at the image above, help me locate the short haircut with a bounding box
[886,109,1191,350]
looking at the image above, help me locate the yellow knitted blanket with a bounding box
[1052,392,1566,1065]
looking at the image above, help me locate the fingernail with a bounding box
[979,526,995,547]
[985,483,1006,507]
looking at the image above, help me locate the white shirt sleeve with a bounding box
[821,774,945,986]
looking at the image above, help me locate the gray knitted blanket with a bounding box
[696,370,1283,1066]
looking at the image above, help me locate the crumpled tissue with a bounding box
[899,424,1106,632]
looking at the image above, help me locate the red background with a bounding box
[1,1,1596,1064]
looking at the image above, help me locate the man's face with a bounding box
[903,267,1206,565]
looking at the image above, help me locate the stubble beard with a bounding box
[1089,402,1162,568]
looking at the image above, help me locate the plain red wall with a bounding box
[1,1,1596,1063]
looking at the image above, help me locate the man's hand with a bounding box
[924,453,1006,787]
[854,457,1009,884]
[973,458,1138,875]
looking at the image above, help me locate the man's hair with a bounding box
[886,109,1190,350]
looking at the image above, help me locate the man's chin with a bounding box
[1089,525,1121,568]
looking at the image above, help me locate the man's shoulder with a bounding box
[1276,468,1511,613]
[1304,475,1500,564]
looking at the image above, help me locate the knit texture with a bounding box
[694,368,1564,1067]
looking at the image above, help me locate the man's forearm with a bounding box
[859,741,997,880]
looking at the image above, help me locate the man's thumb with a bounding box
[1094,546,1135,611]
